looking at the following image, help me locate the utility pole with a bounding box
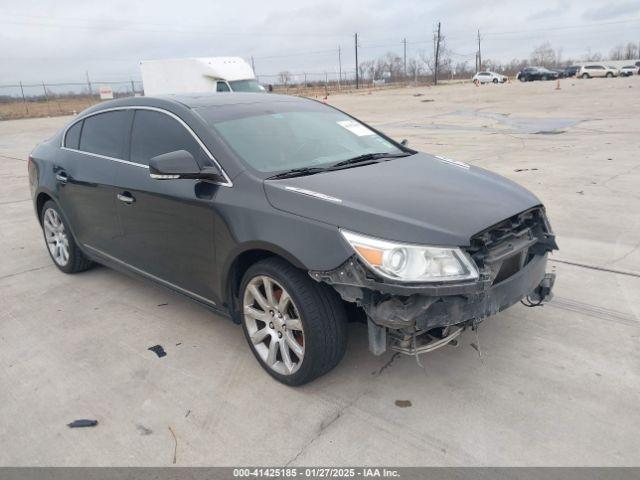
[19,81,28,115]
[433,22,441,85]
[85,70,93,97]
[403,38,407,79]
[251,56,256,74]
[477,29,482,72]
[338,45,342,85]
[354,33,359,89]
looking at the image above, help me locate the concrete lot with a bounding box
[1,77,639,466]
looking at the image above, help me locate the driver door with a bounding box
[112,109,220,304]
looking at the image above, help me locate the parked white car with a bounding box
[472,71,507,84]
[578,64,619,79]
[619,65,639,77]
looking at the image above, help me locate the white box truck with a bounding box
[140,57,263,95]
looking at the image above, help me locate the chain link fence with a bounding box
[0,71,446,120]
[0,80,143,120]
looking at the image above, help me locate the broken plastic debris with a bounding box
[67,419,98,428]
[148,345,167,358]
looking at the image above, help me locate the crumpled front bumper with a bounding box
[413,253,554,331]
[310,253,555,331]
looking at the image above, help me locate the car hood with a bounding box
[263,153,541,246]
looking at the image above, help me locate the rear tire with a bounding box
[41,200,93,274]
[492,78,498,84]
[239,257,347,386]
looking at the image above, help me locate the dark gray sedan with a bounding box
[29,93,557,385]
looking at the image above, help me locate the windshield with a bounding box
[204,109,402,173]
[229,79,263,92]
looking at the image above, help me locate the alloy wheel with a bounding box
[243,275,305,375]
[43,208,69,267]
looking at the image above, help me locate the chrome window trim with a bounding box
[84,244,217,307]
[60,147,149,169]
[60,105,233,187]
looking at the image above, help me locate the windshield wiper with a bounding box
[328,152,412,169]
[267,152,413,180]
[267,166,329,180]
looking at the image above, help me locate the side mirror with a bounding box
[149,150,224,181]
[400,139,409,147]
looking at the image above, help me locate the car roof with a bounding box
[81,93,313,116]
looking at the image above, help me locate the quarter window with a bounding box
[130,110,209,166]
[79,110,132,158]
[64,121,82,149]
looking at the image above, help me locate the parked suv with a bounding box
[579,64,619,78]
[29,94,557,385]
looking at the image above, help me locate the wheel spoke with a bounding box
[262,276,276,307]
[279,340,294,372]
[284,331,304,358]
[266,338,278,366]
[278,290,291,312]
[248,284,269,311]
[244,305,269,322]
[284,317,302,331]
[250,327,270,345]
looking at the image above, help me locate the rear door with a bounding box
[112,108,219,304]
[57,110,132,254]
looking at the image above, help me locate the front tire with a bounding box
[240,257,347,386]
[41,200,93,274]
[581,73,590,79]
[605,72,613,78]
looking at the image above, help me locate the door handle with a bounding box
[117,192,135,204]
[55,171,68,184]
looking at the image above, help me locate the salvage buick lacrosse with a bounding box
[29,93,557,385]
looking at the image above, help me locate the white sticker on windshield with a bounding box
[337,120,375,136]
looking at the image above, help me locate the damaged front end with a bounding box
[310,207,558,357]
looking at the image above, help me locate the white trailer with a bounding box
[140,57,262,96]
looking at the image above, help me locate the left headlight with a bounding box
[340,229,479,283]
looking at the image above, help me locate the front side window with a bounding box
[216,82,231,92]
[130,110,208,166]
[199,105,402,173]
[79,110,131,158]
[64,121,82,149]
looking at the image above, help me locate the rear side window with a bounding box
[79,110,131,158]
[64,121,82,149]
[130,110,208,166]
[216,82,231,92]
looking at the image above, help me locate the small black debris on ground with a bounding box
[67,419,98,428]
[185,410,191,418]
[148,345,167,358]
[157,303,168,307]
[514,168,539,172]
[136,424,153,436]
[421,99,435,102]
[395,400,412,408]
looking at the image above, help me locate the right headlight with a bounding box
[340,229,479,283]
